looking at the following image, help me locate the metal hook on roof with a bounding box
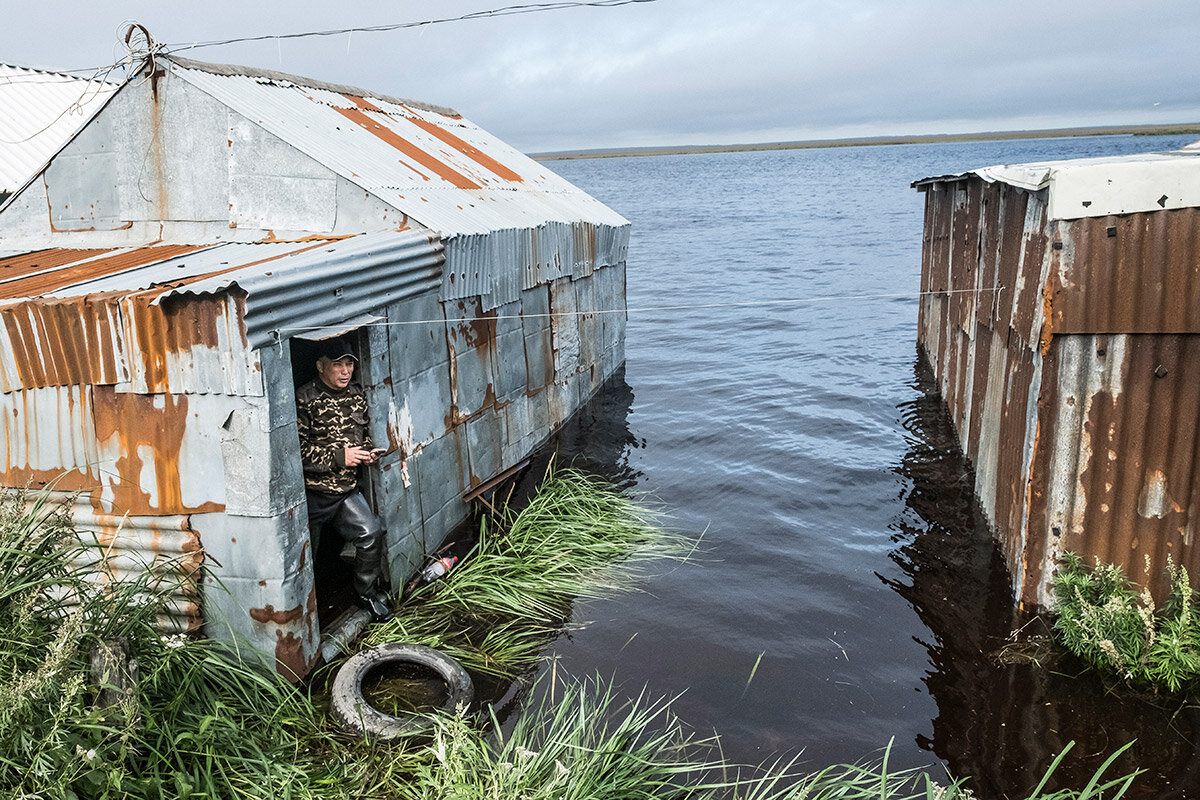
[121,22,163,67]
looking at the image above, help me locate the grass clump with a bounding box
[0,486,334,798]
[1053,551,1200,692]
[366,466,690,677]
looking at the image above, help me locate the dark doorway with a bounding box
[289,331,366,629]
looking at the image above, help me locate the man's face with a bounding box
[317,356,355,390]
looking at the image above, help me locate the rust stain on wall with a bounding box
[274,631,309,682]
[249,604,304,624]
[91,386,224,515]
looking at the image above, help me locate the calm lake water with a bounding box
[533,134,1200,798]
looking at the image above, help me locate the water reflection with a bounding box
[890,353,1200,799]
[542,364,643,490]
[474,365,641,720]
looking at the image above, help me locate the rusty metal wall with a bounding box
[1027,334,1200,606]
[1050,208,1200,335]
[918,174,1200,608]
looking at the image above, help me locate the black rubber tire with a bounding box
[330,643,473,740]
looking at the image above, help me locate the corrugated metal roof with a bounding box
[0,64,117,196]
[913,148,1200,221]
[165,56,629,237]
[0,230,444,392]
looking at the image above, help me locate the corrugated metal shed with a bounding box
[914,146,1200,609]
[0,52,629,678]
[0,65,117,196]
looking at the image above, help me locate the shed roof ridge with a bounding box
[163,55,458,119]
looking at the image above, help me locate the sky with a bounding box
[3,0,1199,154]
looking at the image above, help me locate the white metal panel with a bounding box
[0,65,117,196]
[915,150,1200,221]
[0,384,98,477]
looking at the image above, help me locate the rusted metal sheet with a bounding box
[1026,334,1200,606]
[0,295,126,393]
[59,494,204,632]
[917,149,1200,608]
[1050,208,1200,335]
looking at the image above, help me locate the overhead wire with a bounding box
[2,1,656,148]
[273,286,1003,336]
[161,0,659,54]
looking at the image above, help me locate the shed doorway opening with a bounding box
[289,329,375,630]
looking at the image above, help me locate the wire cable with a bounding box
[274,286,1003,335]
[161,0,659,54]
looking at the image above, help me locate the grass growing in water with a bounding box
[1053,551,1200,693]
[366,466,691,677]
[0,476,1143,799]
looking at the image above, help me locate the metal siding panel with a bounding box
[122,291,263,397]
[0,65,117,195]
[464,407,503,489]
[0,384,100,491]
[386,288,448,381]
[1029,334,1200,606]
[90,387,236,516]
[228,115,338,232]
[995,334,1037,541]
[1053,208,1200,334]
[493,299,525,401]
[400,364,452,451]
[549,277,580,379]
[411,434,466,552]
[443,297,496,420]
[63,496,204,632]
[994,186,1029,336]
[522,285,554,394]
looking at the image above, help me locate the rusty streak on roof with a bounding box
[335,98,482,190]
[0,244,211,300]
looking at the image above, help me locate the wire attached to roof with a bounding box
[161,0,659,54]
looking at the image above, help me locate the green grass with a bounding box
[0,475,1145,799]
[365,466,692,677]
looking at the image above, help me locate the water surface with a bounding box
[538,134,1200,798]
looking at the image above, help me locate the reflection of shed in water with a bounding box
[913,142,1200,609]
[0,54,628,677]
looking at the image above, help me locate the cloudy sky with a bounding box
[4,1,1198,153]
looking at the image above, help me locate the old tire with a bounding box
[330,643,473,740]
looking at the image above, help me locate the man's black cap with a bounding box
[318,337,358,362]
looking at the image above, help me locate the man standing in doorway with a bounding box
[295,337,391,621]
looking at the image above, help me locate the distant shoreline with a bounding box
[531,123,1200,161]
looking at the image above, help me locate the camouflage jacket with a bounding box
[295,379,374,495]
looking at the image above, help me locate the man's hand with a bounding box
[344,446,386,466]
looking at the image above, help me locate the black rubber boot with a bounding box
[334,492,392,622]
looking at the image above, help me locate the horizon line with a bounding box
[530,121,1200,161]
